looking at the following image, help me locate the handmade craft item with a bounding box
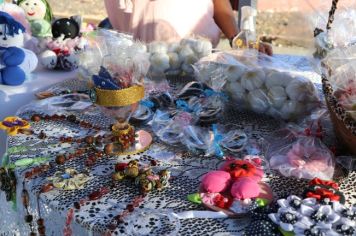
[303,178,345,204]
[0,116,30,135]
[0,11,37,85]
[112,160,171,194]
[0,2,31,34]
[269,194,355,236]
[266,127,335,180]
[17,0,52,38]
[79,29,152,154]
[189,156,273,217]
[47,168,91,190]
[38,15,85,71]
[52,16,81,39]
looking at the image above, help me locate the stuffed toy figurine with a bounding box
[189,156,273,215]
[52,16,81,39]
[39,16,84,71]
[0,11,37,85]
[17,0,52,38]
[0,2,31,34]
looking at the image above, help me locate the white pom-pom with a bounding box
[150,53,170,72]
[285,77,317,102]
[40,50,57,69]
[280,100,304,120]
[267,86,288,109]
[182,63,194,74]
[168,42,180,53]
[180,38,197,48]
[193,40,213,57]
[265,70,294,88]
[167,52,182,70]
[226,82,247,101]
[247,89,270,113]
[148,42,168,54]
[184,53,199,65]
[241,69,266,91]
[225,65,246,83]
[178,45,195,61]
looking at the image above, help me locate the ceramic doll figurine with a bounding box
[0,11,38,85]
[17,0,52,38]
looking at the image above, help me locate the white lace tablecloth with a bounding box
[1,55,354,236]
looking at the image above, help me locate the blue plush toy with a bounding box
[0,11,38,86]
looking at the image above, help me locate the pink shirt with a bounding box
[104,0,221,46]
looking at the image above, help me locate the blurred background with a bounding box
[46,0,355,56]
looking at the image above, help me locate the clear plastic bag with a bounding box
[151,110,247,158]
[16,94,92,116]
[266,128,335,180]
[77,29,151,124]
[307,0,356,57]
[323,53,356,121]
[147,36,212,76]
[78,29,150,86]
[194,50,320,121]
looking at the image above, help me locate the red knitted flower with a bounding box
[309,178,339,190]
[221,160,257,179]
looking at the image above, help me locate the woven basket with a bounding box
[322,75,356,155]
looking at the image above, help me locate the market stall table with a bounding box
[0,55,355,236]
[0,68,77,157]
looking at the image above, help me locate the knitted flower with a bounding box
[304,178,345,204]
[0,117,30,135]
[220,159,263,181]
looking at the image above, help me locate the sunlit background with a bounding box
[46,0,356,55]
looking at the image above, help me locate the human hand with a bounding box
[258,42,273,56]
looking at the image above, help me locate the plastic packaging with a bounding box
[308,0,356,57]
[78,29,150,123]
[322,49,356,121]
[147,37,212,76]
[231,6,258,50]
[17,94,92,116]
[266,127,335,180]
[151,110,247,158]
[194,50,320,121]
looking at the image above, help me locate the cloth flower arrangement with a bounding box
[269,194,355,236]
[47,168,91,190]
[0,116,30,135]
[303,178,345,204]
[189,156,273,215]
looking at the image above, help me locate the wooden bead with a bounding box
[104,143,114,155]
[31,114,41,122]
[55,155,66,165]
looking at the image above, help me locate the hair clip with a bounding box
[182,125,212,151]
[176,81,209,100]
